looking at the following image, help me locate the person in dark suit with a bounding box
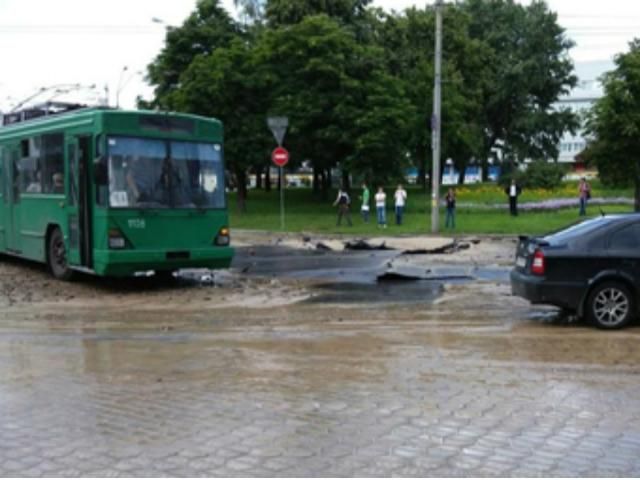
[504,179,522,216]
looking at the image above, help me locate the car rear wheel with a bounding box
[587,281,634,329]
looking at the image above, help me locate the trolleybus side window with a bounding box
[0,147,4,202]
[41,133,64,194]
[20,138,42,194]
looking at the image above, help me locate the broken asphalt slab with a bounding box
[231,245,510,285]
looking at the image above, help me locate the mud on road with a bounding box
[2,233,640,476]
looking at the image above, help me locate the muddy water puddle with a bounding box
[3,242,640,376]
[5,237,640,477]
[305,280,443,305]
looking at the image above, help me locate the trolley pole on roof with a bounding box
[430,0,443,233]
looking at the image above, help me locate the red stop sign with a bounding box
[271,146,289,167]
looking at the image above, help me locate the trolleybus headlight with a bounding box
[215,227,230,246]
[108,229,126,249]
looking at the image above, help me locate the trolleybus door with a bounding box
[0,147,4,249]
[66,135,92,268]
[3,148,20,252]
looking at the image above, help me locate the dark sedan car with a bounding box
[511,214,640,329]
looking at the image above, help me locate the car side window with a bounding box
[587,233,606,251]
[608,224,640,251]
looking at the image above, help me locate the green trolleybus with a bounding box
[0,103,233,279]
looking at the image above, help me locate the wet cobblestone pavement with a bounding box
[2,255,640,476]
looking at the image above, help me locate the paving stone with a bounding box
[3,285,640,477]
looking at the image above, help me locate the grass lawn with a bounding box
[227,184,634,236]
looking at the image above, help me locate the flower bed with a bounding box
[452,197,633,211]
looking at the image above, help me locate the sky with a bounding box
[0,0,639,112]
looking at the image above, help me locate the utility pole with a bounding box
[431,0,443,233]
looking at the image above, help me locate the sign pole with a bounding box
[267,117,289,232]
[279,167,285,230]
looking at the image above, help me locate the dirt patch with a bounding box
[0,253,314,325]
[232,230,516,265]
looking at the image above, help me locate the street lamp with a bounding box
[115,66,128,108]
[116,69,143,109]
[150,17,175,29]
[431,0,444,233]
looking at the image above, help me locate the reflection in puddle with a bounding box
[306,280,443,305]
[526,308,582,327]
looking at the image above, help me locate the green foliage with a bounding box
[371,6,488,183]
[174,38,273,165]
[234,0,266,22]
[499,161,568,190]
[461,0,578,164]
[144,0,239,108]
[265,0,371,26]
[257,14,413,185]
[142,0,583,206]
[586,39,640,207]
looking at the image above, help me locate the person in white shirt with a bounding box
[26,171,42,193]
[394,184,407,225]
[375,186,387,228]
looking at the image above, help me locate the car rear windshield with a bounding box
[542,216,616,245]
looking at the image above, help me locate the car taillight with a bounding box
[531,249,545,275]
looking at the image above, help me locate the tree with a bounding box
[234,0,266,23]
[341,54,415,187]
[258,15,413,196]
[144,0,239,108]
[143,0,582,212]
[461,0,578,178]
[144,0,275,211]
[372,6,487,186]
[170,38,274,211]
[265,0,371,26]
[586,39,640,210]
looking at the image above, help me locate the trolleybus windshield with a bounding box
[106,136,225,209]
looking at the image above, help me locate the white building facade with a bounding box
[555,96,598,168]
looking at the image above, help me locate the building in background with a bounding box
[554,60,609,178]
[555,95,596,175]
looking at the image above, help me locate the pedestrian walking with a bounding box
[360,182,370,223]
[445,187,456,229]
[332,187,352,227]
[504,179,522,216]
[394,184,407,225]
[578,177,591,216]
[375,186,387,228]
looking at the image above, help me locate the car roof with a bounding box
[542,214,639,244]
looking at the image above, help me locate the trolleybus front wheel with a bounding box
[48,228,74,281]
